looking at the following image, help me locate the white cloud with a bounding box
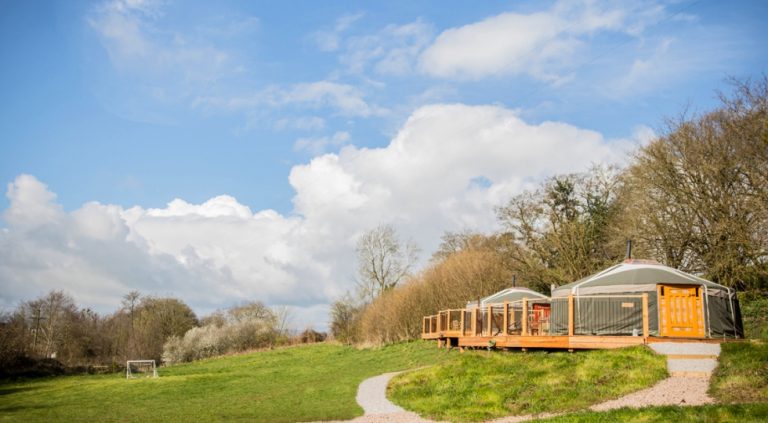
[274,116,327,132]
[418,0,666,81]
[194,80,388,118]
[279,82,387,117]
[88,0,235,84]
[294,131,351,155]
[340,20,434,76]
[311,12,365,52]
[0,103,635,329]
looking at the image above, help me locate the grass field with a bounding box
[536,403,768,422]
[709,340,768,404]
[0,341,449,423]
[388,346,668,422]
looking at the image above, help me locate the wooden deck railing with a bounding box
[422,293,651,341]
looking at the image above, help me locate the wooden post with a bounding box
[510,302,516,330]
[486,305,492,337]
[503,301,509,336]
[460,309,465,336]
[522,298,528,336]
[642,293,649,339]
[471,308,477,336]
[568,294,574,336]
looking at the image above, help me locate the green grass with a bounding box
[0,341,450,423]
[536,403,768,422]
[388,346,668,422]
[710,340,768,404]
[740,292,768,340]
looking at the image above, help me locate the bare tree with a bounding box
[272,305,292,338]
[626,76,768,289]
[330,294,361,344]
[121,291,141,357]
[355,224,419,303]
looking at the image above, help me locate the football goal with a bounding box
[126,360,158,379]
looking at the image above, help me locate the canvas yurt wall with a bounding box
[549,260,743,339]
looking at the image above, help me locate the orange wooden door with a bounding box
[658,285,704,337]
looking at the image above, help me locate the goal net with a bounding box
[126,360,158,379]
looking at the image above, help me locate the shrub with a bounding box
[740,291,768,340]
[162,301,279,364]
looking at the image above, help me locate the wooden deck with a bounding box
[458,334,646,349]
[422,293,731,350]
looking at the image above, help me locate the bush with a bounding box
[299,329,326,343]
[162,302,279,364]
[740,291,768,340]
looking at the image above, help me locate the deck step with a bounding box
[669,371,712,378]
[667,358,718,375]
[665,354,719,360]
[649,342,721,357]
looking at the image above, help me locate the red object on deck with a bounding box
[532,304,551,321]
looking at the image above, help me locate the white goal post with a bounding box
[126,360,158,379]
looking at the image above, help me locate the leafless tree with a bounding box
[355,224,419,303]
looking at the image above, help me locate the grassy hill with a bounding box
[389,346,668,422]
[0,342,449,423]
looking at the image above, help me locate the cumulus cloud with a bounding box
[418,0,666,81]
[0,103,634,329]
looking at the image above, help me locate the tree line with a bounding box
[0,290,322,377]
[333,76,768,344]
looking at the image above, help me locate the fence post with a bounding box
[522,298,528,336]
[460,309,465,336]
[486,305,492,337]
[471,308,477,336]
[503,301,509,336]
[568,294,574,336]
[642,293,649,338]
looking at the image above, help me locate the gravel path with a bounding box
[309,372,439,423]
[356,372,407,415]
[590,376,714,411]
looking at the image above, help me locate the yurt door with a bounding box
[658,285,705,337]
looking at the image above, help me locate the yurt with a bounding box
[467,287,551,336]
[549,259,743,339]
[467,287,549,308]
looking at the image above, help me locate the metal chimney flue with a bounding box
[512,275,517,287]
[625,239,633,260]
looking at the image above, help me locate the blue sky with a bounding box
[1,0,766,328]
